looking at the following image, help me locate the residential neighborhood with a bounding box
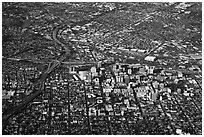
[2,2,202,135]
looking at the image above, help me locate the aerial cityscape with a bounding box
[2,2,202,135]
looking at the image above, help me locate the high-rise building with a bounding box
[91,66,96,73]
[178,71,183,78]
[124,75,130,84]
[79,71,88,80]
[97,61,102,68]
[86,73,92,82]
[116,76,120,83]
[128,68,132,75]
[91,66,98,77]
[148,66,155,74]
[69,66,76,73]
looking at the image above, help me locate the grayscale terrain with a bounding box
[2,2,202,135]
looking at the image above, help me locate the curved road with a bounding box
[2,26,72,126]
[3,7,129,129]
[52,26,70,54]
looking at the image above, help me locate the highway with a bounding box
[2,26,72,126]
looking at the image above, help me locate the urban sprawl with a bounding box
[2,41,202,135]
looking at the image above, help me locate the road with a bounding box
[2,26,72,127]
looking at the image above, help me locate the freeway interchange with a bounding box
[2,23,202,135]
[2,2,202,135]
